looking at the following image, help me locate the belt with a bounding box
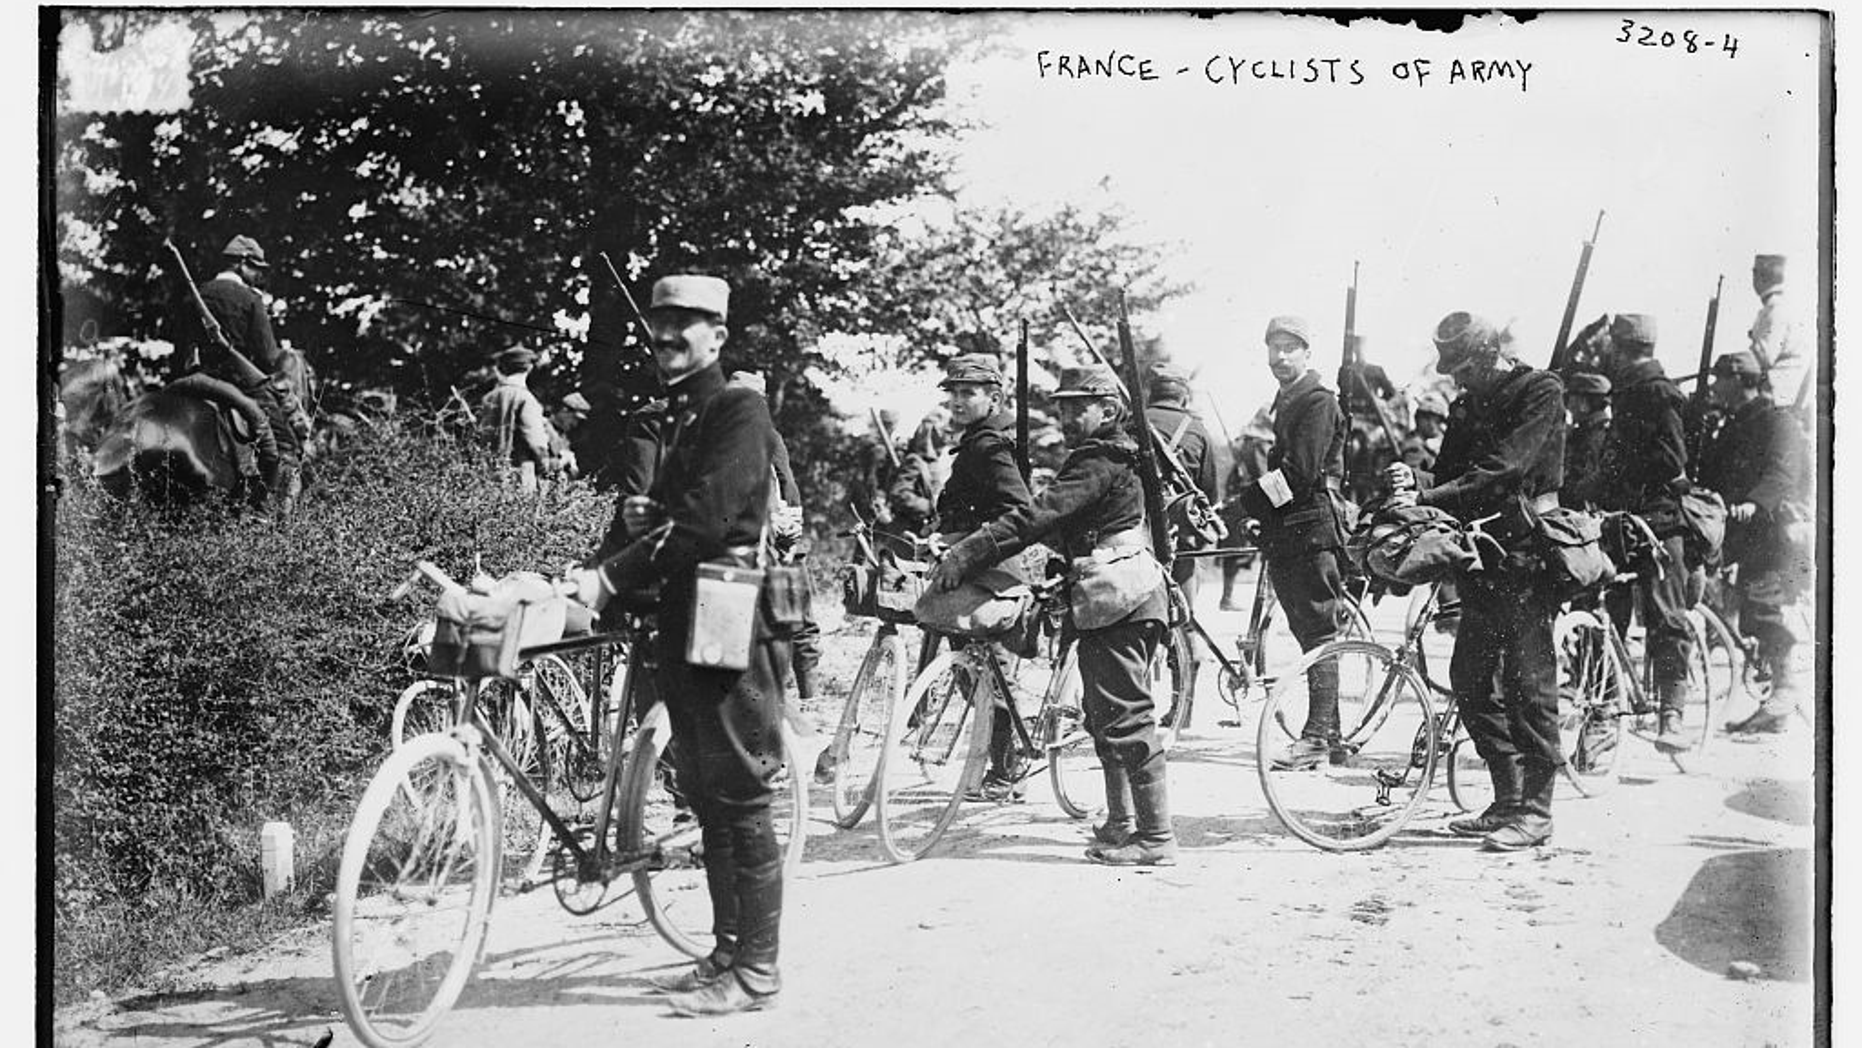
[1094,525,1151,550]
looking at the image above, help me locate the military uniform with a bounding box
[1558,368,1613,511]
[1698,353,1810,722]
[1415,311,1566,848]
[936,364,1176,866]
[1233,325,1349,758]
[192,237,302,490]
[478,346,556,491]
[1145,366,1220,608]
[936,407,1031,537]
[586,277,787,1010]
[1591,316,1696,713]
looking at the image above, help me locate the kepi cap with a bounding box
[223,235,269,268]
[1711,350,1763,378]
[1264,315,1312,348]
[649,274,730,320]
[560,392,592,413]
[1609,313,1657,346]
[1563,372,1612,396]
[1431,311,1498,374]
[939,353,1005,389]
[1413,392,1450,418]
[494,345,538,368]
[1049,363,1126,400]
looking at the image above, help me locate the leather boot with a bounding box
[1449,754,1521,836]
[1303,656,1341,743]
[1087,769,1178,866]
[1653,680,1693,753]
[1483,760,1554,851]
[670,816,782,1016]
[1091,759,1134,846]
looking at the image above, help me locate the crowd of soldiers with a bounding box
[172,233,1815,1017]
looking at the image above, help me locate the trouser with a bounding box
[1077,618,1167,787]
[1731,566,1799,712]
[654,633,789,994]
[1604,533,1695,701]
[1266,547,1345,738]
[1452,571,1563,817]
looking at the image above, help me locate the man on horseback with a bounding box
[185,235,304,506]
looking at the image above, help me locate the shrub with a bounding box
[51,420,612,1001]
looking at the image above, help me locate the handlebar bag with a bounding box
[1347,502,1478,588]
[913,566,1032,638]
[429,572,568,679]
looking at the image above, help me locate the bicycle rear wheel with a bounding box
[875,649,990,863]
[1669,611,1717,762]
[1444,732,1491,814]
[1042,651,1100,820]
[333,733,500,1048]
[1693,603,1744,717]
[1257,640,1437,851]
[1153,625,1194,744]
[619,703,807,960]
[1554,610,1626,797]
[828,629,908,829]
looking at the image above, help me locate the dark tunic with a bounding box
[935,408,1031,535]
[1592,358,1689,518]
[1559,414,1610,510]
[1419,366,1566,532]
[1145,397,1220,505]
[1233,370,1346,555]
[196,274,284,378]
[1698,394,1808,573]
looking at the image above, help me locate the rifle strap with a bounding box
[1166,416,1191,452]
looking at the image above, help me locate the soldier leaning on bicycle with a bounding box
[1385,312,1568,852]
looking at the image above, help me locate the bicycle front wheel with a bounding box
[1554,610,1626,797]
[619,703,806,959]
[1257,640,1438,851]
[1042,651,1101,820]
[524,652,606,804]
[1444,733,1491,814]
[391,679,456,749]
[1670,610,1718,763]
[333,733,500,1048]
[829,629,908,829]
[875,649,989,863]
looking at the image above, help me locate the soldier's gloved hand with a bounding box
[1382,462,1417,496]
[1728,501,1758,524]
[927,556,966,593]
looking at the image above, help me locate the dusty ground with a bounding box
[53,568,1822,1048]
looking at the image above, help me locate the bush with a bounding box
[51,420,613,1001]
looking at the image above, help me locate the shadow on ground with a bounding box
[1654,846,1810,982]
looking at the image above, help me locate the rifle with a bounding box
[161,238,268,388]
[868,406,901,469]
[1115,294,1174,569]
[1550,210,1606,372]
[597,251,655,344]
[1057,298,1115,370]
[1686,274,1723,478]
[1015,317,1031,482]
[1335,261,1401,451]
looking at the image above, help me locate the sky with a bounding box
[938,9,1826,428]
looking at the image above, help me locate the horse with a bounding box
[91,381,257,504]
[57,356,133,463]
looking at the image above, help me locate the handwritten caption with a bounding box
[1617,18,1740,58]
[1035,51,1534,92]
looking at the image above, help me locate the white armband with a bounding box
[1258,469,1294,509]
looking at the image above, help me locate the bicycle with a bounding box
[1553,515,1717,789]
[871,576,1191,863]
[332,562,807,1048]
[1254,516,1512,851]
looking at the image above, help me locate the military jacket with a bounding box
[1698,395,1808,571]
[943,430,1166,625]
[1593,358,1689,515]
[197,274,283,379]
[1234,370,1346,554]
[594,364,774,650]
[1559,414,1610,510]
[886,452,938,535]
[936,408,1031,535]
[1419,365,1565,534]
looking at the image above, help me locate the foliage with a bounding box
[51,420,612,958]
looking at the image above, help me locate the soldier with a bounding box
[1231,315,1351,771]
[477,345,557,492]
[568,274,788,1016]
[932,353,1034,798]
[1591,313,1699,752]
[1398,391,1449,473]
[884,409,948,543]
[1559,371,1612,510]
[927,363,1177,865]
[1217,404,1275,608]
[191,235,304,503]
[1747,253,1813,426]
[1698,350,1810,734]
[1144,361,1221,613]
[1386,312,1567,851]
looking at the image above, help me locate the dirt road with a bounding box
[53,586,1821,1048]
